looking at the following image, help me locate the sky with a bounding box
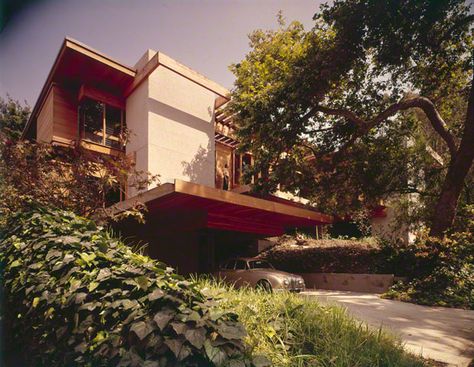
[0,0,324,107]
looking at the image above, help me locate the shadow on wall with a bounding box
[148,98,213,134]
[181,141,212,185]
[147,98,215,186]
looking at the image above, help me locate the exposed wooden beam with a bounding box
[78,84,125,109]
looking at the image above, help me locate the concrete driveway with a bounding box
[303,290,474,367]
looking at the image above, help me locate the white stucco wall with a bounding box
[125,50,217,194]
[371,198,417,244]
[371,206,409,243]
[126,80,149,197]
[148,66,216,186]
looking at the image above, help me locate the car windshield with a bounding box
[248,260,274,269]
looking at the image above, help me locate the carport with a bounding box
[114,179,332,274]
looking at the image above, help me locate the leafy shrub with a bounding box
[0,207,258,366]
[383,213,474,309]
[0,138,157,227]
[197,278,427,367]
[259,235,386,274]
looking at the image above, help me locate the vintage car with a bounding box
[215,257,305,292]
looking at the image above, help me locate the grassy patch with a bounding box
[197,277,428,367]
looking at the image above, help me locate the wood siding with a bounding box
[36,87,54,142]
[36,84,78,145]
[53,86,77,143]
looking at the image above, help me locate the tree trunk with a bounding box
[429,77,474,237]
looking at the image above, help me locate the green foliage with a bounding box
[197,278,428,367]
[0,207,255,366]
[0,95,30,140]
[229,1,474,231]
[383,210,474,309]
[0,138,157,226]
[258,235,385,274]
[0,97,157,226]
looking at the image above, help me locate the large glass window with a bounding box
[82,99,104,144]
[79,98,125,150]
[105,105,122,149]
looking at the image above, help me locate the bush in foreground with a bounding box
[0,207,257,367]
[197,278,428,367]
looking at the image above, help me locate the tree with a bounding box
[0,95,30,139]
[229,1,474,237]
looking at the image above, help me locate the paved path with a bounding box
[303,290,474,367]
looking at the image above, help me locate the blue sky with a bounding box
[0,0,324,107]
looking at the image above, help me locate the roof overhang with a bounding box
[113,180,332,237]
[22,37,136,139]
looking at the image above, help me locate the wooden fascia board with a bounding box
[65,38,136,76]
[109,183,175,215]
[125,51,231,98]
[174,179,333,223]
[111,180,332,224]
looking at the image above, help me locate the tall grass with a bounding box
[195,277,427,367]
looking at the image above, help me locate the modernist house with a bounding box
[23,38,334,274]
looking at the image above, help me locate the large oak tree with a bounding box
[229,1,474,237]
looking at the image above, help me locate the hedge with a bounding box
[259,236,387,274]
[0,207,264,367]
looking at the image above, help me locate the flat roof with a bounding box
[113,180,332,236]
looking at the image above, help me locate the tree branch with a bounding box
[314,97,458,157]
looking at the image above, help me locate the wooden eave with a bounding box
[112,180,332,236]
[22,37,136,139]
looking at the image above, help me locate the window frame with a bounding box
[234,260,248,270]
[233,151,254,186]
[79,98,125,150]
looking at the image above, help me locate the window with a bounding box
[223,260,236,270]
[79,98,125,149]
[233,153,253,186]
[82,99,103,144]
[248,260,274,270]
[235,260,247,270]
[104,180,127,205]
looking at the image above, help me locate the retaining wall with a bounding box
[299,273,395,293]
